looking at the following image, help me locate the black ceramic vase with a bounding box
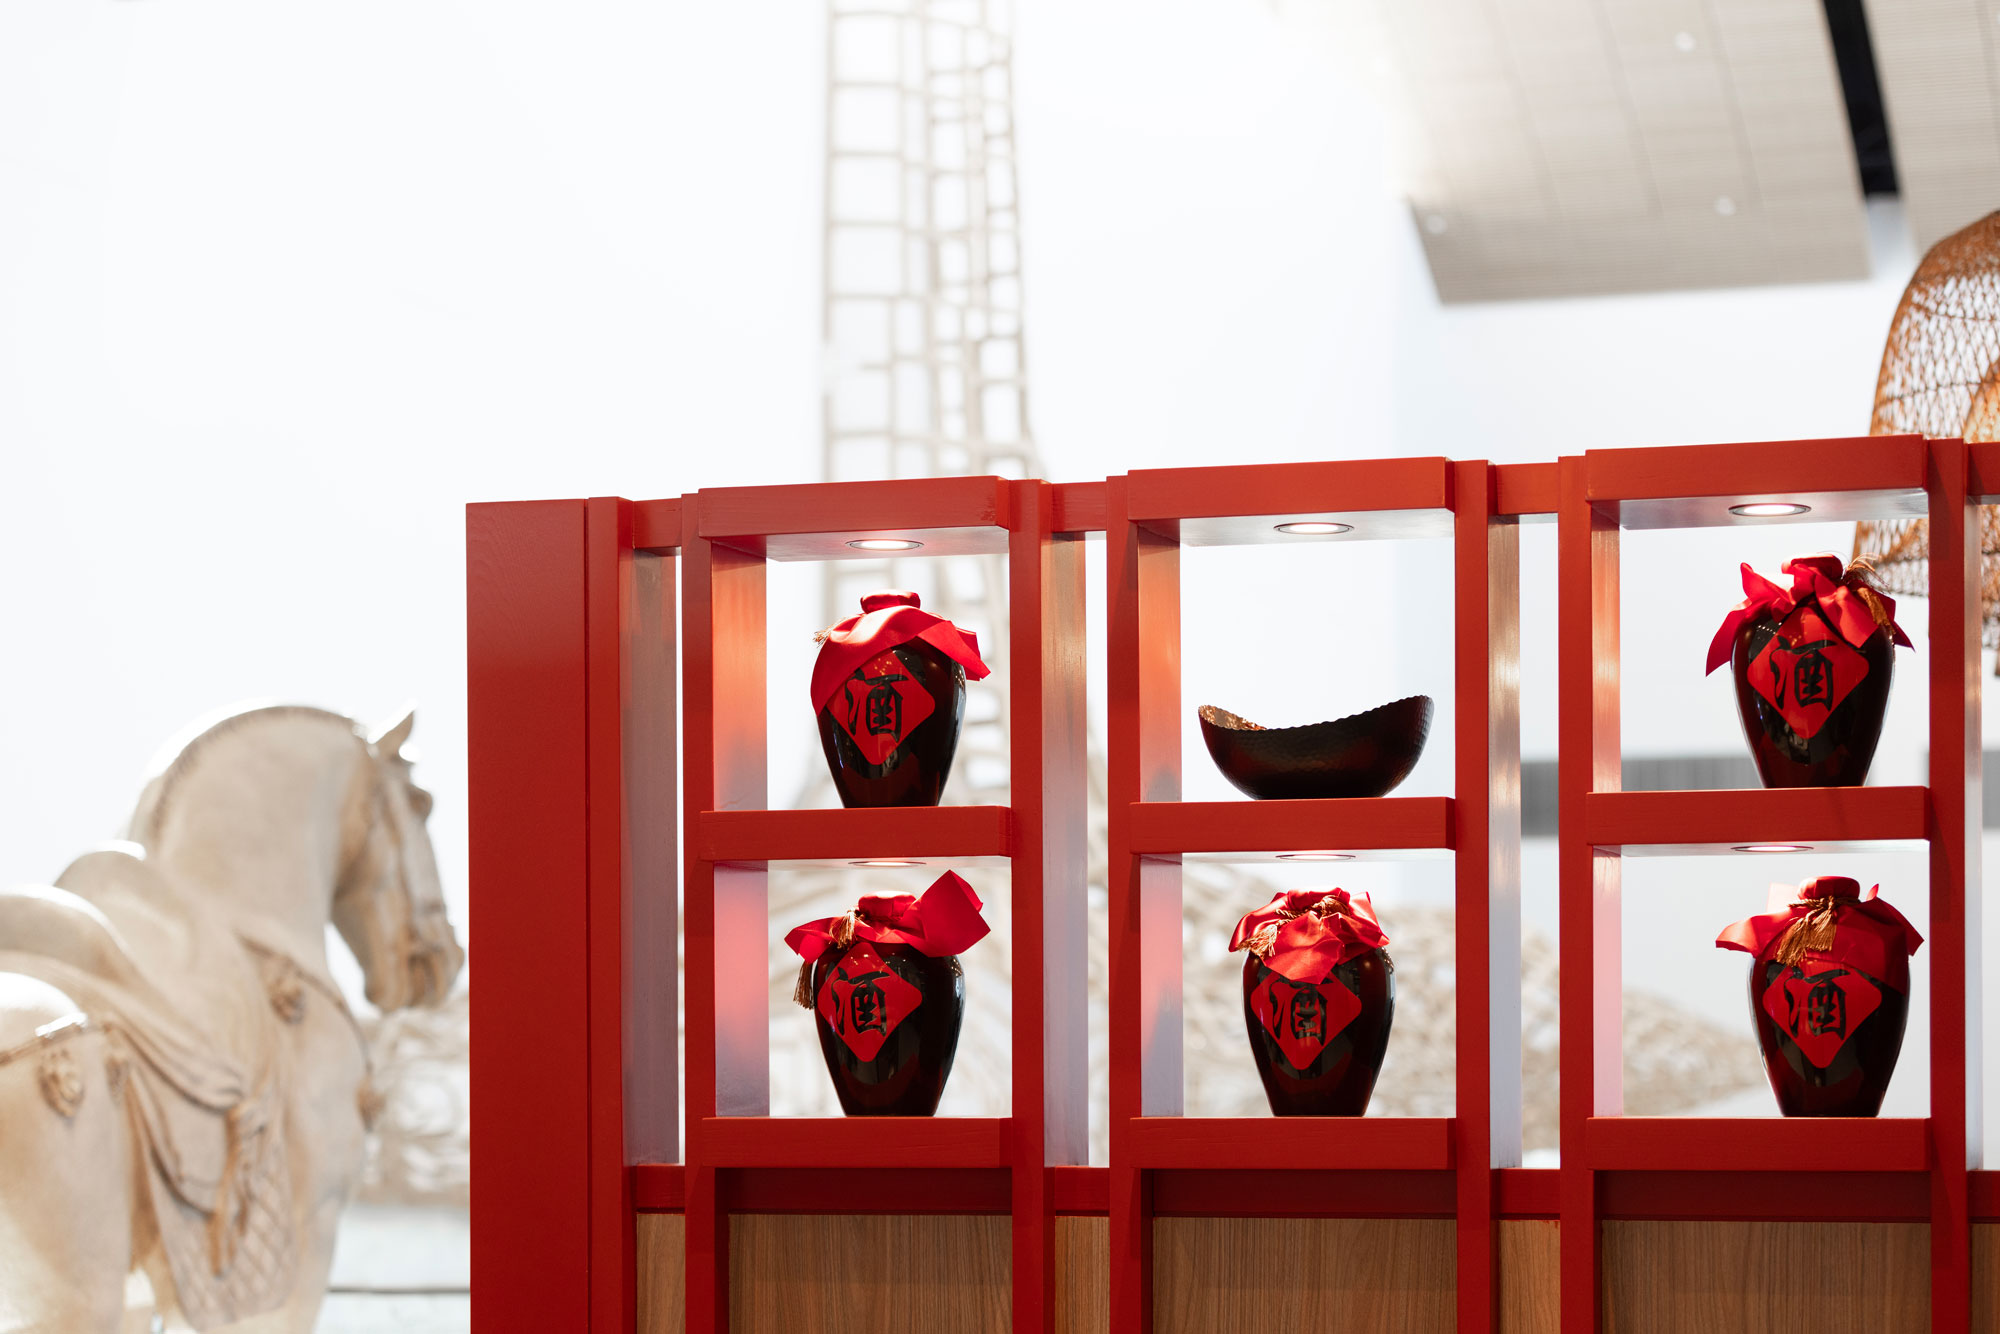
[1728,600,1894,788]
[816,640,966,808]
[1748,944,1909,1118]
[1241,950,1395,1117]
[809,938,965,1116]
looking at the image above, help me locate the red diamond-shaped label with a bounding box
[832,651,935,766]
[1745,604,1870,741]
[814,940,923,1062]
[1761,959,1882,1069]
[1249,969,1362,1071]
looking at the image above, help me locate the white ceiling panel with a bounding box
[1861,0,2000,251]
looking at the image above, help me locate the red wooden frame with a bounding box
[468,443,1993,1333]
[1554,436,1982,1334]
[1105,456,1525,1333]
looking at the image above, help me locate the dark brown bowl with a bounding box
[1198,696,1433,801]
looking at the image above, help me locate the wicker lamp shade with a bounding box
[1853,211,2000,652]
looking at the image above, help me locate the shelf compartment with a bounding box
[1126,457,1453,545]
[1584,435,1927,530]
[696,805,1013,867]
[1126,797,1455,860]
[1125,1116,1455,1171]
[699,1116,1013,1169]
[1150,1167,1457,1218]
[696,474,1014,560]
[1584,786,1928,856]
[1583,1117,1928,1173]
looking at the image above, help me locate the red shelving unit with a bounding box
[1106,457,1532,1333]
[678,475,1090,1333]
[1553,436,1982,1333]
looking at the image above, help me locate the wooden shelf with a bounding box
[699,1117,1014,1169]
[1125,797,1455,860]
[696,805,1014,866]
[1584,786,1929,856]
[1583,1117,1929,1173]
[1584,435,1928,530]
[696,474,1015,560]
[1126,457,1454,545]
[1125,1116,1456,1171]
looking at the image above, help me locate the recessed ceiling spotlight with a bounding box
[1277,851,1355,861]
[849,858,925,868]
[1728,502,1811,518]
[847,538,925,551]
[1274,521,1353,536]
[1733,843,1811,854]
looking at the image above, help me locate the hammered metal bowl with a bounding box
[1198,696,1434,801]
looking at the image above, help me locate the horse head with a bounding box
[331,707,464,1011]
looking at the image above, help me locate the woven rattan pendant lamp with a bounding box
[1852,210,2000,656]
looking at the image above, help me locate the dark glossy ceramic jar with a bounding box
[1749,946,1909,1117]
[816,640,967,808]
[809,938,965,1116]
[1729,603,1893,788]
[1240,950,1394,1117]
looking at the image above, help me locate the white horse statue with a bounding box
[0,704,463,1333]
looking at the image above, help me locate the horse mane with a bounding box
[129,704,364,849]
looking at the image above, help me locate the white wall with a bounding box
[4,1,1992,1144]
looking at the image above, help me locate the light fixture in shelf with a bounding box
[849,858,926,868]
[847,537,925,551]
[1273,521,1353,536]
[1733,843,1812,854]
[1728,502,1812,518]
[1276,850,1355,861]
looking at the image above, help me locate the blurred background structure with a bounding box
[8,0,2000,1328]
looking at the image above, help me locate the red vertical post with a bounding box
[682,501,769,1334]
[1454,461,1521,1333]
[585,498,637,1333]
[1107,477,1180,1333]
[1927,437,1980,1333]
[468,501,592,1330]
[1008,480,1090,1332]
[1557,457,1620,1333]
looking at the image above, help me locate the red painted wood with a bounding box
[1557,454,1619,1334]
[467,501,592,1332]
[586,499,637,1334]
[1053,1166,1110,1216]
[1150,1169,1457,1218]
[1583,785,1929,853]
[696,804,1012,864]
[1126,456,1451,523]
[1495,1169,1558,1220]
[1597,1170,1932,1222]
[720,1168,1014,1214]
[1124,796,1455,857]
[1583,1117,1930,1172]
[696,475,1015,547]
[1126,1117,1456,1171]
[1967,440,2000,501]
[1494,461,1559,517]
[1972,1171,2000,1221]
[1927,437,1978,1334]
[632,1164,687,1212]
[632,497,682,553]
[1050,480,1108,534]
[1585,434,1926,502]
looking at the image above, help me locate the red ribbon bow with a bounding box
[784,870,992,963]
[810,590,990,715]
[1715,875,1923,989]
[1228,888,1389,983]
[1704,553,1911,676]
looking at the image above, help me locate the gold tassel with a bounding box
[793,959,815,1010]
[795,911,866,1008]
[1775,897,1841,967]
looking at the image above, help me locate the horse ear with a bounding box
[371,706,417,759]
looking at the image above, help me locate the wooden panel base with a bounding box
[1602,1221,1928,1334]
[637,1214,685,1334]
[1057,1217,1109,1334]
[1152,1218,1455,1334]
[1499,1220,1559,1334]
[1976,1225,2000,1332]
[728,1215,1010,1334]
